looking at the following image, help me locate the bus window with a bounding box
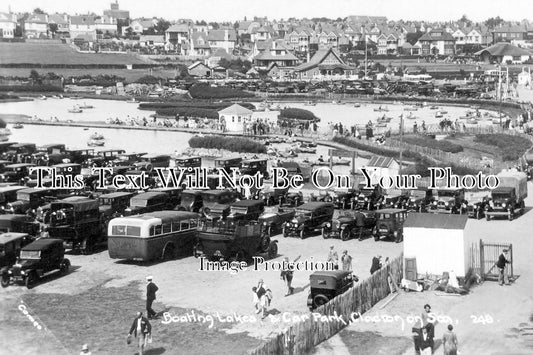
[190,219,198,228]
[180,221,190,230]
[112,225,140,236]
[162,223,171,234]
[154,225,162,235]
[172,221,180,232]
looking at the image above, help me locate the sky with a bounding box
[4,0,532,23]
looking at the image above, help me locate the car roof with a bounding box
[182,190,203,195]
[375,208,407,213]
[99,192,136,199]
[175,156,201,160]
[311,270,352,279]
[231,200,264,207]
[0,186,26,193]
[297,202,334,210]
[6,163,35,168]
[130,192,168,200]
[0,232,29,245]
[214,156,242,161]
[22,238,63,251]
[201,190,230,196]
[242,159,267,163]
[0,214,30,222]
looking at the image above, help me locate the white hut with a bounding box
[218,104,253,132]
[403,213,469,278]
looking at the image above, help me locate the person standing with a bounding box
[442,324,459,355]
[370,255,382,274]
[128,312,151,355]
[280,255,301,296]
[341,250,352,272]
[146,276,159,319]
[419,326,433,355]
[497,249,511,286]
[327,245,339,270]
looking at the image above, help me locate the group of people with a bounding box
[413,304,459,355]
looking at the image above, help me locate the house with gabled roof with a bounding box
[293,47,357,81]
[475,43,533,64]
[218,104,253,132]
[24,13,49,38]
[127,18,157,34]
[418,28,456,55]
[48,14,69,36]
[187,61,212,78]
[452,28,466,45]
[207,29,237,53]
[165,23,190,53]
[0,12,17,38]
[253,39,299,71]
[492,25,527,44]
[365,155,400,179]
[69,15,97,41]
[251,25,274,42]
[189,31,211,56]
[287,27,313,52]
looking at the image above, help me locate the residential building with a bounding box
[95,15,118,35]
[139,35,165,47]
[188,61,212,77]
[253,39,299,70]
[69,15,97,41]
[189,31,211,56]
[418,28,456,55]
[103,1,130,20]
[207,29,237,53]
[165,23,190,53]
[287,28,312,52]
[377,31,404,55]
[24,13,49,38]
[0,12,17,38]
[474,42,532,64]
[207,48,233,68]
[492,25,526,43]
[48,14,69,36]
[251,26,273,43]
[452,28,466,45]
[126,19,157,34]
[294,47,357,80]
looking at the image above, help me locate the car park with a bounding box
[258,186,289,206]
[194,220,277,262]
[282,202,334,239]
[258,208,296,237]
[373,209,407,243]
[200,189,238,220]
[0,239,70,289]
[322,210,376,241]
[307,271,355,311]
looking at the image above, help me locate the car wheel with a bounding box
[82,238,94,255]
[485,214,490,221]
[508,211,513,221]
[162,244,176,261]
[299,229,305,239]
[25,271,38,289]
[267,243,278,259]
[1,274,10,288]
[60,259,70,274]
[341,228,350,241]
[282,226,288,238]
[266,226,272,238]
[322,228,330,239]
[260,236,271,253]
[313,294,330,308]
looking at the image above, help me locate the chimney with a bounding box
[307,50,310,62]
[224,29,229,41]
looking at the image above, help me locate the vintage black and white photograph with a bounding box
[0,0,532,354]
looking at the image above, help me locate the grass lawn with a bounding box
[0,43,150,65]
[4,281,262,355]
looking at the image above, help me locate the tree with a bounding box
[49,23,58,37]
[209,22,219,30]
[29,70,42,85]
[33,8,45,14]
[154,19,171,34]
[484,16,504,29]
[406,31,424,45]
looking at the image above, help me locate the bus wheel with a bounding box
[162,244,176,260]
[82,238,94,255]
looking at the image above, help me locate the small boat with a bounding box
[37,95,47,100]
[90,132,105,140]
[304,101,317,106]
[127,98,138,103]
[405,112,418,120]
[12,123,23,129]
[333,159,350,166]
[83,128,89,131]
[68,106,83,113]
[429,105,439,110]
[377,115,392,123]
[439,110,448,114]
[403,106,418,111]
[373,106,389,112]
[87,139,105,147]
[79,102,94,109]
[353,103,361,108]
[435,112,443,118]
[299,147,317,154]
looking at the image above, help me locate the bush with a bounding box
[400,135,464,153]
[474,134,532,161]
[332,136,421,160]
[189,136,266,154]
[136,75,161,85]
[279,108,319,122]
[156,107,218,119]
[0,85,63,92]
[139,102,255,111]
[189,84,254,99]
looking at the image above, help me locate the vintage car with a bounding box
[0,214,41,236]
[309,190,333,203]
[64,148,96,166]
[352,184,383,210]
[47,198,103,254]
[524,153,533,180]
[3,188,56,214]
[240,159,269,178]
[0,233,34,268]
[329,189,357,209]
[278,161,311,182]
[258,208,296,237]
[258,186,289,206]
[213,156,243,174]
[194,221,277,261]
[0,142,17,154]
[378,189,409,209]
[373,209,407,243]
[97,149,126,162]
[404,189,434,212]
[174,156,202,173]
[0,239,70,289]
[124,192,172,216]
[0,163,35,183]
[322,210,376,241]
[225,200,265,223]
[98,191,136,228]
[112,152,148,167]
[7,143,37,156]
[200,190,238,220]
[429,188,465,214]
[176,190,203,212]
[464,191,490,219]
[0,160,12,174]
[282,202,334,239]
[133,154,171,171]
[36,143,66,155]
[307,271,355,311]
[282,190,304,207]
[0,186,26,209]
[151,187,183,208]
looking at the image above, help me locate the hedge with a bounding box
[189,136,266,154]
[156,107,218,119]
[279,108,319,122]
[189,84,254,99]
[474,134,533,161]
[0,85,63,92]
[400,135,464,153]
[139,102,255,111]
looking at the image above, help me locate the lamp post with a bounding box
[399,113,404,173]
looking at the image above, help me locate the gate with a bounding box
[469,239,513,281]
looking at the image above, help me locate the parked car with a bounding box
[0,232,34,268]
[378,190,409,209]
[177,190,203,212]
[404,189,434,212]
[0,163,35,183]
[213,156,243,174]
[200,190,238,220]
[429,188,465,214]
[225,200,265,223]
[0,239,70,289]
[353,184,383,210]
[329,188,357,209]
[464,191,490,219]
[282,202,334,239]
[0,214,41,236]
[307,271,355,311]
[3,188,56,214]
[98,191,136,229]
[0,186,26,209]
[322,210,376,241]
[258,186,289,206]
[258,208,296,237]
[282,190,304,207]
[194,221,277,261]
[125,192,172,216]
[47,198,103,254]
[133,154,171,171]
[373,209,407,243]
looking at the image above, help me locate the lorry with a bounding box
[485,171,527,221]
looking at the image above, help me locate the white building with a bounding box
[364,156,400,181]
[0,12,16,38]
[24,13,49,38]
[403,213,469,277]
[218,104,253,132]
[70,15,97,40]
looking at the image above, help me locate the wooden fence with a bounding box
[248,254,404,355]
[468,240,513,281]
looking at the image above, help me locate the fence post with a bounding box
[479,239,484,279]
